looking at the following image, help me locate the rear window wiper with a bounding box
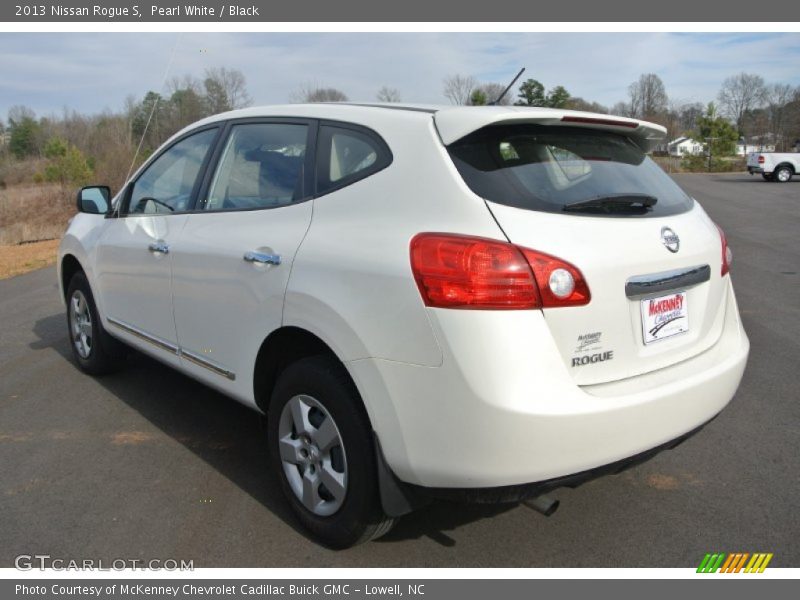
[563,194,658,213]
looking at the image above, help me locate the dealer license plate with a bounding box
[641,291,689,345]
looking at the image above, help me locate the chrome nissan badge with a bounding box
[661,227,680,253]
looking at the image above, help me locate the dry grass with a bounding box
[0,239,60,279]
[0,183,75,246]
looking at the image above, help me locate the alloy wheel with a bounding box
[69,290,93,359]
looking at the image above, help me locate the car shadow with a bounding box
[31,311,517,548]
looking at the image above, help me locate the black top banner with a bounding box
[1,0,792,22]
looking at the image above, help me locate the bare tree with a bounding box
[443,74,477,105]
[610,101,634,117]
[628,73,668,121]
[203,67,252,110]
[291,83,349,103]
[7,105,36,125]
[677,102,705,133]
[376,86,402,103]
[765,83,795,150]
[475,83,512,106]
[717,72,767,132]
[566,97,609,114]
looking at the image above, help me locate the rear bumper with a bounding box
[747,166,765,174]
[347,279,749,488]
[409,419,710,503]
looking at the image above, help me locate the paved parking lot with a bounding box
[1,173,798,567]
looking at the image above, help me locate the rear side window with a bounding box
[448,125,694,217]
[203,123,308,211]
[316,124,391,195]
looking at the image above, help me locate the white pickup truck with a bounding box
[746,152,799,182]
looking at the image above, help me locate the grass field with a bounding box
[0,183,73,279]
[0,183,75,246]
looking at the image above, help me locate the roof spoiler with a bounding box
[434,107,667,152]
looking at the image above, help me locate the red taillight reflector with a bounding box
[716,224,732,277]
[758,155,765,164]
[410,233,591,310]
[561,116,639,129]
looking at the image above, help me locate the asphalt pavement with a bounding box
[1,173,798,567]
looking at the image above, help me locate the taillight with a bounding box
[409,233,590,309]
[519,247,591,307]
[716,224,733,276]
[758,155,765,164]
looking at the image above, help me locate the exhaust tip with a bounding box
[523,495,560,517]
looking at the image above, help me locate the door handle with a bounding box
[148,241,169,254]
[243,251,281,266]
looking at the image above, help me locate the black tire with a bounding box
[65,272,127,375]
[774,166,793,183]
[267,356,394,548]
[762,173,772,181]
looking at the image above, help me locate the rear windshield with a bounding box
[447,125,694,217]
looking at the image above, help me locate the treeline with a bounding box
[0,67,253,191]
[440,71,800,154]
[2,68,799,194]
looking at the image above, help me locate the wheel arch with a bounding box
[775,162,795,174]
[253,326,347,415]
[253,325,422,517]
[60,253,85,301]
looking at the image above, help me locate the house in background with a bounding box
[668,137,705,157]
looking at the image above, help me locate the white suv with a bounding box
[59,104,750,547]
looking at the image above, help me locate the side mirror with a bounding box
[77,186,111,214]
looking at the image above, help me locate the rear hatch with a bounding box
[438,109,728,385]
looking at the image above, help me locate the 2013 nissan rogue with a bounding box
[58,104,750,547]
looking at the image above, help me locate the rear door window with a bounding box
[448,125,694,217]
[202,123,309,211]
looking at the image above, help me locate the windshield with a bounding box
[447,125,694,217]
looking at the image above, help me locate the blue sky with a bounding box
[1,32,799,120]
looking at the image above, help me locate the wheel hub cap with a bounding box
[278,394,348,516]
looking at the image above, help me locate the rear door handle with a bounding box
[148,242,169,254]
[243,251,281,266]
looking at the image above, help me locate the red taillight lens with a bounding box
[758,155,765,164]
[717,225,732,277]
[410,233,590,309]
[410,233,540,309]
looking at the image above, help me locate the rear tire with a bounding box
[774,166,793,183]
[762,173,772,181]
[65,272,126,375]
[267,356,394,548]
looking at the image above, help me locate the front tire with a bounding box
[268,356,394,548]
[66,272,126,375]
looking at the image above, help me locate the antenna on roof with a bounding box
[489,67,525,106]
